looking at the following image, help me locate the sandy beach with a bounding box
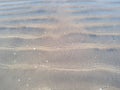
[0,0,120,90]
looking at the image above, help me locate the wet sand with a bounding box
[0,0,120,90]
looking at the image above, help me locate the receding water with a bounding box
[0,0,120,90]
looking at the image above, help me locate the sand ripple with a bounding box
[0,0,120,90]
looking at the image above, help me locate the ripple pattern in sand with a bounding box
[0,0,120,90]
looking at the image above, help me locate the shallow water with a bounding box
[0,0,120,90]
